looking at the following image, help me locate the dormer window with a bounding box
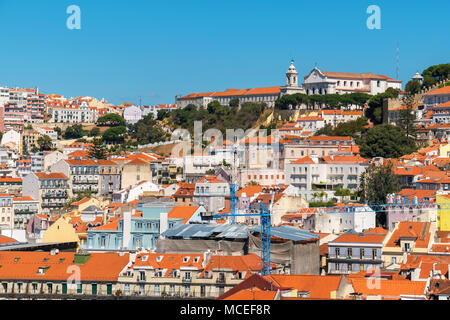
[193,257,199,263]
[183,256,190,263]
[156,256,163,262]
[142,256,148,262]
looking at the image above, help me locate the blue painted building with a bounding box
[85,200,183,251]
[327,228,388,274]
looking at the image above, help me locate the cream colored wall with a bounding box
[121,165,152,190]
[42,217,80,247]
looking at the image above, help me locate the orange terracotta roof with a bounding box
[0,251,128,281]
[197,175,225,184]
[204,254,263,273]
[124,158,150,165]
[424,86,450,95]
[68,150,89,158]
[13,196,35,201]
[0,235,18,244]
[71,197,92,207]
[223,287,278,300]
[237,185,263,198]
[65,159,97,166]
[34,172,68,180]
[297,116,324,121]
[322,155,368,164]
[364,227,388,234]
[350,278,426,298]
[332,233,386,244]
[96,159,119,166]
[168,206,200,224]
[264,274,342,299]
[291,156,315,164]
[91,219,119,231]
[385,222,432,249]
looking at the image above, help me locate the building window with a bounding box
[360,248,365,259]
[404,243,410,252]
[124,283,130,295]
[347,248,352,258]
[335,248,340,257]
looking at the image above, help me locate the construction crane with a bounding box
[214,191,273,275]
[214,191,450,276]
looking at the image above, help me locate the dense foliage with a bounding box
[315,116,368,138]
[357,124,417,159]
[97,113,126,126]
[128,113,169,144]
[63,124,88,139]
[358,162,401,227]
[159,101,267,135]
[275,92,370,110]
[102,126,128,144]
[365,88,400,125]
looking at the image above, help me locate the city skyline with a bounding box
[0,0,448,105]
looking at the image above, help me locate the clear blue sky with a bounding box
[0,0,448,105]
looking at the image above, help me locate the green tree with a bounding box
[96,113,126,126]
[334,187,352,202]
[397,94,417,139]
[366,91,398,125]
[357,162,400,227]
[421,63,450,88]
[54,126,62,138]
[89,127,101,137]
[357,124,417,159]
[37,135,53,151]
[128,113,168,144]
[102,126,128,144]
[229,98,239,108]
[405,79,422,95]
[63,125,88,139]
[88,138,108,160]
[157,110,169,121]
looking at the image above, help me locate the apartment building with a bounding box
[117,252,265,298]
[12,196,39,230]
[97,160,121,196]
[285,154,368,201]
[22,172,69,215]
[0,194,14,229]
[50,159,99,196]
[193,175,230,213]
[0,251,129,297]
[327,228,388,275]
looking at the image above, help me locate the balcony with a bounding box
[41,202,64,208]
[42,192,68,199]
[216,277,226,284]
[182,277,192,283]
[15,209,37,215]
[72,178,99,184]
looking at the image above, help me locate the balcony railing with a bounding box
[41,202,64,208]
[42,192,68,199]
[216,277,226,284]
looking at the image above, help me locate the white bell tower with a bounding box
[286,59,298,87]
[281,59,305,96]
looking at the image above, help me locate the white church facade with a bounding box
[176,61,402,108]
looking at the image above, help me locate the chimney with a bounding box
[160,211,169,239]
[202,250,212,268]
[122,210,132,249]
[50,248,59,256]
